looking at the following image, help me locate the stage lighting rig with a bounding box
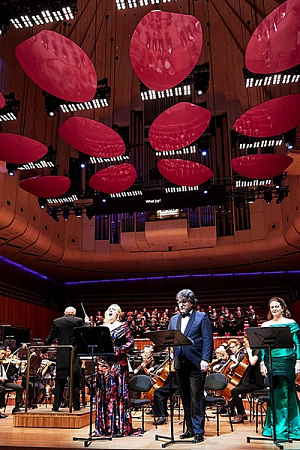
[7,0,78,29]
[243,65,300,88]
[139,63,209,101]
[115,0,176,10]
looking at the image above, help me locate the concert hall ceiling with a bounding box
[0,0,299,282]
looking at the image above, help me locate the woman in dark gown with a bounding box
[94,304,138,437]
[260,297,300,440]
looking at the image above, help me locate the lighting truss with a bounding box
[243,65,300,88]
[89,155,129,164]
[155,145,197,158]
[140,62,209,101]
[7,0,78,29]
[18,161,55,170]
[116,0,177,11]
[165,185,199,194]
[235,179,272,188]
[47,194,78,204]
[0,92,20,122]
[43,78,111,116]
[238,135,282,150]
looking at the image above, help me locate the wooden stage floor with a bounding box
[1,405,299,450]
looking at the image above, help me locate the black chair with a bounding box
[249,377,270,433]
[129,374,153,433]
[4,387,14,412]
[204,372,234,436]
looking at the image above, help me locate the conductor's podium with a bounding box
[13,407,95,428]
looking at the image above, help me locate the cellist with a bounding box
[228,335,265,424]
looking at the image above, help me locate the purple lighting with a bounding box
[0,255,50,280]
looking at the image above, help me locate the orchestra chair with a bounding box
[4,387,14,412]
[204,373,234,436]
[248,377,270,433]
[129,374,154,433]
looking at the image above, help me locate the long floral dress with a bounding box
[260,321,300,440]
[94,322,135,437]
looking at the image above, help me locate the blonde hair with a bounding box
[103,304,123,325]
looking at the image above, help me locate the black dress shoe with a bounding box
[0,412,8,418]
[52,407,59,412]
[155,417,167,425]
[12,407,21,414]
[179,430,195,439]
[193,434,204,443]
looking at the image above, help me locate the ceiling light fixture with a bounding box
[6,163,18,176]
[243,65,300,88]
[116,0,176,10]
[43,79,111,116]
[38,197,47,209]
[140,63,209,101]
[8,1,78,29]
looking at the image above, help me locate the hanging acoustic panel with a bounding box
[245,0,300,74]
[0,92,5,110]
[149,102,211,152]
[0,134,48,164]
[59,117,126,158]
[130,10,203,91]
[230,154,293,179]
[158,159,213,187]
[233,94,300,137]
[89,164,136,194]
[19,175,71,198]
[15,30,97,102]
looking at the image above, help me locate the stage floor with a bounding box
[0,405,299,450]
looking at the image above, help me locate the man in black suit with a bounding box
[45,306,87,411]
[168,289,213,443]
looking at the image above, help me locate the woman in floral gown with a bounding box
[94,304,137,437]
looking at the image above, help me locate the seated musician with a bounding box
[209,346,229,372]
[152,352,178,425]
[133,345,156,375]
[20,352,46,408]
[0,347,24,414]
[228,336,265,423]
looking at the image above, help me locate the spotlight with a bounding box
[86,205,95,220]
[38,197,47,209]
[201,179,211,195]
[201,150,208,157]
[284,129,296,150]
[248,194,256,204]
[79,153,89,170]
[273,175,282,189]
[49,207,59,222]
[43,91,59,117]
[263,190,273,204]
[74,207,82,217]
[62,206,70,220]
[6,163,18,176]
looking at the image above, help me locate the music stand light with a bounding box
[145,329,193,448]
[246,326,294,450]
[72,326,114,447]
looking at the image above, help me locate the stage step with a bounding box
[13,407,95,428]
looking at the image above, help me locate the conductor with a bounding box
[45,306,88,411]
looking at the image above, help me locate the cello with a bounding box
[222,354,250,401]
[143,356,174,401]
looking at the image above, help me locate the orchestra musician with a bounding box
[209,345,229,372]
[0,347,24,414]
[168,289,213,443]
[228,336,265,423]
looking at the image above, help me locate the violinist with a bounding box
[228,336,265,423]
[0,347,24,414]
[133,346,155,375]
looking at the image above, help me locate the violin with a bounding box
[133,355,153,375]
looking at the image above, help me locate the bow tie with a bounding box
[181,312,191,318]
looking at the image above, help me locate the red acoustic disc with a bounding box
[130,10,203,91]
[158,159,213,186]
[59,117,126,158]
[15,30,97,102]
[230,154,293,179]
[149,102,211,152]
[245,0,300,74]
[0,92,5,110]
[89,164,136,194]
[233,94,300,137]
[0,134,48,164]
[19,176,71,198]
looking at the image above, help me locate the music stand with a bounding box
[246,326,294,450]
[145,329,193,448]
[72,326,114,447]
